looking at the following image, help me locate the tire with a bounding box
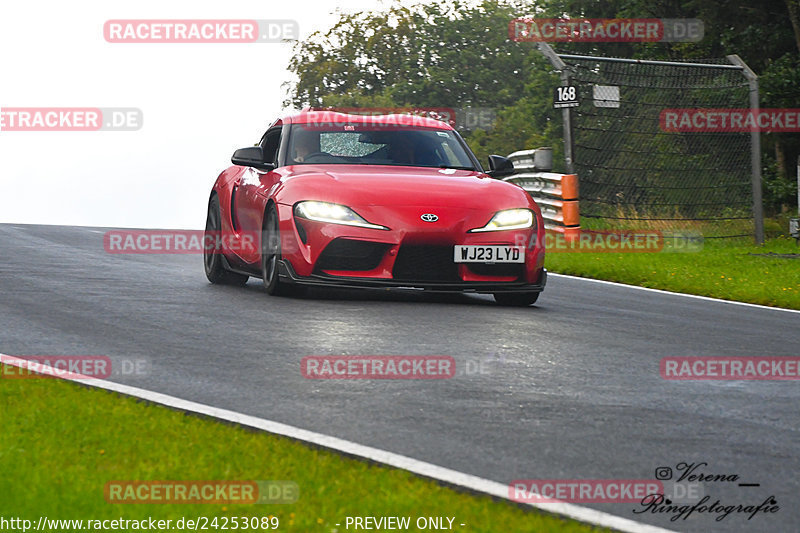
[204,195,249,286]
[261,205,297,296]
[493,292,540,307]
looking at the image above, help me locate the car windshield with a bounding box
[288,123,477,170]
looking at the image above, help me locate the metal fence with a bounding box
[538,43,763,242]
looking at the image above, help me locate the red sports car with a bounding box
[204,110,546,306]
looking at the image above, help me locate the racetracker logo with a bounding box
[303,108,460,130]
[104,230,260,255]
[104,481,298,504]
[0,355,112,379]
[509,480,664,503]
[103,20,298,43]
[660,109,800,132]
[515,230,703,253]
[312,107,497,131]
[0,355,149,379]
[301,356,455,379]
[509,18,703,43]
[317,107,455,126]
[661,357,800,380]
[0,108,142,132]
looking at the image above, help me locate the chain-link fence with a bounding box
[539,44,761,240]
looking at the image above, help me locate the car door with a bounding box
[229,127,283,265]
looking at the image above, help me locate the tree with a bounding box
[287,0,543,110]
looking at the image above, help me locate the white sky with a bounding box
[0,0,402,229]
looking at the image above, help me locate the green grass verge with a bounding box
[0,368,607,533]
[545,235,800,310]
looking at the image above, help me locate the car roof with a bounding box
[279,110,455,130]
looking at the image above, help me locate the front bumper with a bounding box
[276,202,546,292]
[278,260,547,294]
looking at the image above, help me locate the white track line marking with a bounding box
[1,354,675,533]
[549,272,800,314]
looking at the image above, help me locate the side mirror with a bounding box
[231,146,275,171]
[486,155,515,178]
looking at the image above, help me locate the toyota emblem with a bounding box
[421,213,439,222]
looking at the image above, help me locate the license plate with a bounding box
[453,245,525,263]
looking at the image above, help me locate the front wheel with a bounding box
[261,205,297,296]
[493,292,540,307]
[204,195,248,286]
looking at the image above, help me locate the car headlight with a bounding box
[294,201,389,230]
[469,209,534,232]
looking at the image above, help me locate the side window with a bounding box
[260,129,282,165]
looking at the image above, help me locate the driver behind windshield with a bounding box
[292,131,320,163]
[387,135,417,166]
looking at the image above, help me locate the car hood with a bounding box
[282,165,530,210]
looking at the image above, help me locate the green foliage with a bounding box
[287,0,542,110]
[463,53,563,165]
[762,154,798,213]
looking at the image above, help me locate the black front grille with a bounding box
[315,239,389,272]
[392,245,460,282]
[467,263,524,279]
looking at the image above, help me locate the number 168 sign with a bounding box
[554,86,579,108]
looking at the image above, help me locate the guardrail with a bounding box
[504,149,580,237]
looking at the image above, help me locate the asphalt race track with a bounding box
[1,223,798,533]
